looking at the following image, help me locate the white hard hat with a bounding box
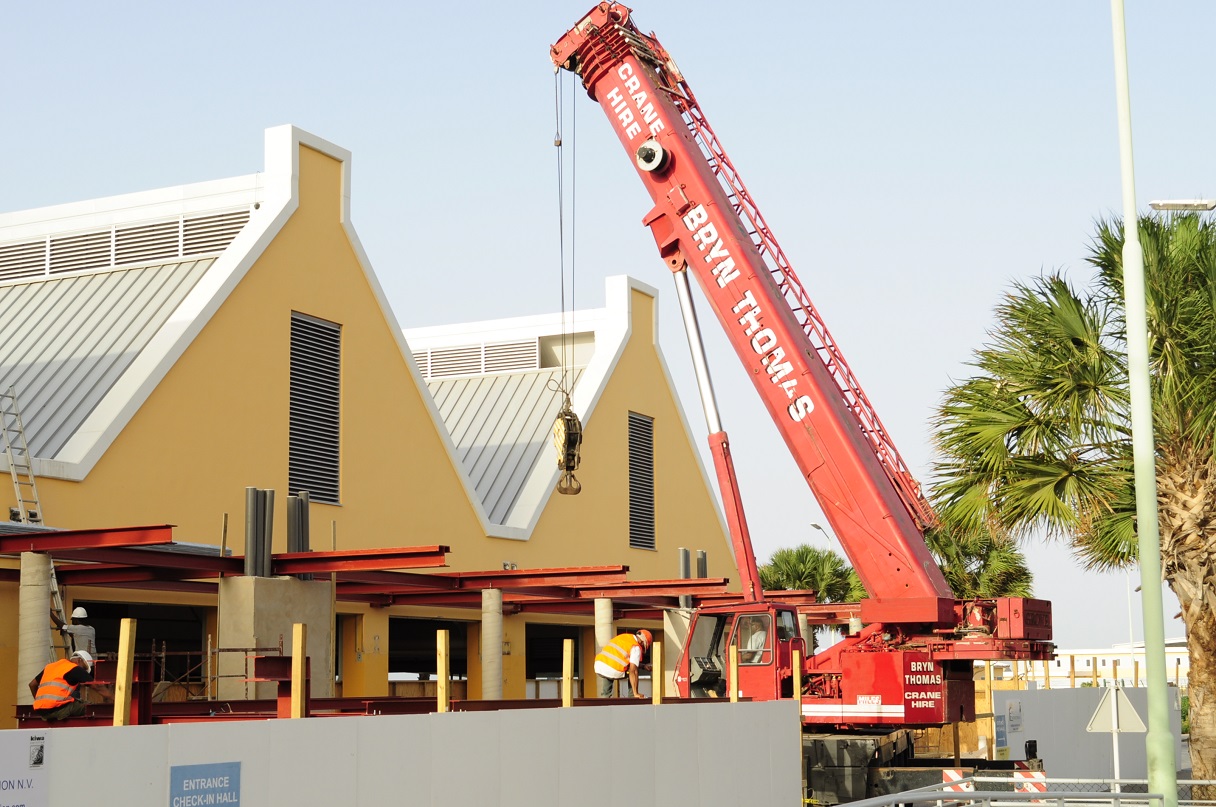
[71,606,88,619]
[70,650,93,672]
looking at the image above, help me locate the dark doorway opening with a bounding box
[73,601,208,684]
[388,618,468,677]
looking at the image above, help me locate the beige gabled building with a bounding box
[0,126,734,726]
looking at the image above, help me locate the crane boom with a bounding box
[552,3,951,602]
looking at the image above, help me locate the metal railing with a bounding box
[839,775,1216,807]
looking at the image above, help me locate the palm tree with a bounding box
[924,522,1034,600]
[759,544,860,601]
[759,544,864,650]
[930,213,1216,779]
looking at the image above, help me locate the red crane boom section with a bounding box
[552,3,952,602]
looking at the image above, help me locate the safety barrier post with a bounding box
[651,641,663,705]
[437,629,450,713]
[792,649,802,703]
[561,638,574,707]
[729,645,739,703]
[113,618,137,726]
[291,623,307,718]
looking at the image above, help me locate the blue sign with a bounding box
[994,714,1008,749]
[169,762,240,807]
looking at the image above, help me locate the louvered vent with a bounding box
[49,231,110,274]
[628,411,656,550]
[0,241,45,282]
[416,340,540,379]
[484,341,539,373]
[289,312,341,505]
[0,206,252,282]
[184,210,250,254]
[428,346,482,378]
[411,351,430,377]
[115,220,179,266]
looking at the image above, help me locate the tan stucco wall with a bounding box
[524,289,734,583]
[1,138,736,720]
[29,145,482,552]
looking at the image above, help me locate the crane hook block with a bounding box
[553,401,584,495]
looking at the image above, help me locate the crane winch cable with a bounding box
[552,67,583,495]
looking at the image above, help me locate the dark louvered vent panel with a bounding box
[484,341,539,373]
[0,241,46,282]
[184,210,250,254]
[115,220,179,266]
[628,411,656,551]
[290,312,341,504]
[49,231,110,274]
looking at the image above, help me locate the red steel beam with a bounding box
[573,578,732,599]
[0,525,175,554]
[271,546,450,574]
[50,547,242,574]
[433,566,630,588]
[54,565,210,586]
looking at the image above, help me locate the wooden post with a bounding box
[1091,656,1099,687]
[1043,659,1051,689]
[651,641,663,705]
[291,623,307,718]
[985,661,996,759]
[113,618,137,726]
[1134,659,1140,687]
[1069,655,1076,688]
[561,638,574,707]
[437,629,450,712]
[792,649,802,703]
[729,645,739,703]
[1112,658,1119,686]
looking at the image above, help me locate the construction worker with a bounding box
[594,629,652,699]
[29,650,94,722]
[51,606,96,656]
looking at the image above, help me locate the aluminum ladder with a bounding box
[1,385,43,524]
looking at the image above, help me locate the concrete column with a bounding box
[594,598,615,651]
[481,589,503,700]
[18,552,52,705]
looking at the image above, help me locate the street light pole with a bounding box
[1109,2,1178,804]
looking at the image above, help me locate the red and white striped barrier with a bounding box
[1013,763,1047,802]
[942,770,974,792]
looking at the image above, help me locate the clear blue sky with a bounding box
[3,2,1211,649]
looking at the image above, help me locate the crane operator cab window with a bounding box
[734,614,771,665]
[686,614,730,698]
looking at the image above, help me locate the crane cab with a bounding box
[673,604,805,702]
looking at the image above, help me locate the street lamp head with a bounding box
[1149,199,1216,211]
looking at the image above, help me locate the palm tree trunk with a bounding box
[1183,604,1215,790]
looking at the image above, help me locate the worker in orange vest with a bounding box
[594,629,652,698]
[28,650,94,721]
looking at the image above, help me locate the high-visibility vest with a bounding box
[33,659,80,711]
[595,634,640,674]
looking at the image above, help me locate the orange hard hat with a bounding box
[636,629,653,648]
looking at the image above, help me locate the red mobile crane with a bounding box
[551,2,1052,737]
